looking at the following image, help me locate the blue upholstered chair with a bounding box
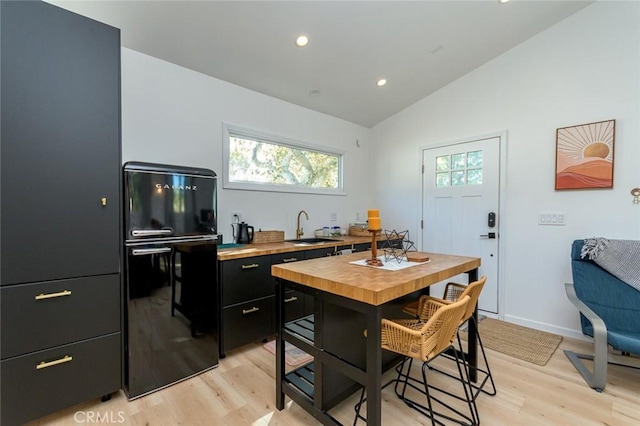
[564,239,640,392]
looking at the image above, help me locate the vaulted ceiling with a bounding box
[49,0,592,127]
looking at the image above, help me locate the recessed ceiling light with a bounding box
[376,79,387,87]
[498,0,510,3]
[309,89,321,97]
[295,35,309,47]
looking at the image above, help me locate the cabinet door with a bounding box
[283,290,307,322]
[0,1,121,285]
[352,243,371,253]
[304,247,336,259]
[271,253,306,321]
[222,296,274,351]
[221,256,272,306]
[1,275,120,359]
[1,333,121,426]
[301,250,336,313]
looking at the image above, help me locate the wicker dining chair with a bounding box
[402,275,495,403]
[354,295,477,425]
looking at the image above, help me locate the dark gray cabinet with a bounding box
[220,256,273,356]
[221,257,273,306]
[0,2,122,424]
[0,334,121,426]
[1,1,121,286]
[1,275,120,360]
[304,246,337,258]
[219,249,330,356]
[301,248,335,314]
[271,253,307,321]
[218,243,390,357]
[351,243,371,252]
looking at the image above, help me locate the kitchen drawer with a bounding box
[283,290,306,323]
[271,252,303,264]
[1,274,120,359]
[304,247,336,259]
[222,296,273,351]
[351,243,371,253]
[1,332,121,426]
[380,237,403,249]
[272,253,311,320]
[221,256,272,306]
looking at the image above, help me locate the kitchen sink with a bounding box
[285,237,343,244]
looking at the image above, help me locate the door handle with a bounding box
[35,290,72,300]
[480,232,497,239]
[36,355,73,370]
[131,229,174,237]
[131,247,172,256]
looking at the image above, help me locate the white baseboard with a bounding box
[502,314,591,342]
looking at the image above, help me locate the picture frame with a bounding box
[555,119,615,190]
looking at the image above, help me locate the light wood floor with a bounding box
[29,335,640,425]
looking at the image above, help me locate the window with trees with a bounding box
[222,124,344,195]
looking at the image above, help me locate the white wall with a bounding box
[121,49,373,242]
[371,1,640,338]
[120,1,639,337]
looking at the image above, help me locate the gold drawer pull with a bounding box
[35,290,72,300]
[284,296,298,303]
[282,257,298,263]
[36,355,73,370]
[242,307,260,315]
[241,263,259,270]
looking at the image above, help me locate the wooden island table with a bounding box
[272,250,481,425]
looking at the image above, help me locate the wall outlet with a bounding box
[231,211,242,223]
[330,212,337,222]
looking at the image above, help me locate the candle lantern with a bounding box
[366,209,383,266]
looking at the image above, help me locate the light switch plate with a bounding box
[538,211,566,226]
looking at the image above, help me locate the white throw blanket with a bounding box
[580,237,640,292]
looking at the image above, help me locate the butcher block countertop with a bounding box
[217,235,373,261]
[271,251,481,306]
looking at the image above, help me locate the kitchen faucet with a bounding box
[296,210,309,239]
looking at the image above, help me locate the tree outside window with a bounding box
[223,124,344,195]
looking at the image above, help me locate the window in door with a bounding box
[435,150,483,187]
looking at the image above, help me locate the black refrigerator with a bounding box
[123,162,219,399]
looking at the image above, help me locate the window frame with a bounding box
[434,150,484,188]
[222,123,346,195]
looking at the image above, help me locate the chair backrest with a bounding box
[420,295,470,361]
[571,240,640,337]
[442,276,486,324]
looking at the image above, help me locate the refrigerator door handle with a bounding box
[131,229,174,237]
[131,247,172,256]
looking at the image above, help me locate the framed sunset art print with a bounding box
[555,119,615,190]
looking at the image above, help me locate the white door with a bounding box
[422,136,501,314]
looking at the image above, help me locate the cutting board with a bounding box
[406,252,430,263]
